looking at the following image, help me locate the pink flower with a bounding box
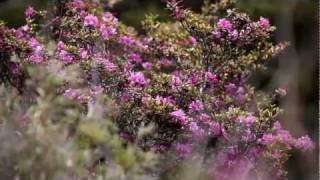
[21,25,30,32]
[64,88,79,98]
[154,96,175,106]
[272,121,282,131]
[259,133,275,145]
[102,12,118,25]
[84,14,99,27]
[209,122,221,136]
[128,53,142,63]
[142,62,152,71]
[217,18,233,31]
[229,30,238,41]
[118,36,133,46]
[258,17,270,28]
[205,72,218,83]
[188,121,204,138]
[57,41,65,50]
[170,74,182,91]
[212,31,221,39]
[28,38,43,53]
[99,24,117,40]
[170,109,187,126]
[197,113,211,124]
[189,36,197,46]
[225,83,237,95]
[187,73,200,86]
[59,50,73,63]
[294,136,315,152]
[69,0,85,9]
[120,93,130,102]
[277,129,293,147]
[25,6,34,18]
[188,100,204,113]
[237,115,257,125]
[28,53,44,64]
[235,87,245,104]
[102,60,117,73]
[123,62,134,72]
[15,29,25,39]
[79,48,88,59]
[156,59,173,69]
[128,72,147,87]
[247,146,263,159]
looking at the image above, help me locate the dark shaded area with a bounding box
[0,0,318,179]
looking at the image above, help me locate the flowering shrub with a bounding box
[0,0,314,179]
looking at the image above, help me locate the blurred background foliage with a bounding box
[0,0,318,179]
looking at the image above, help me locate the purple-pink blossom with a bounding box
[225,83,237,95]
[212,31,221,40]
[170,75,182,91]
[21,24,30,32]
[294,136,315,152]
[209,122,221,136]
[102,59,117,73]
[188,100,204,113]
[187,73,200,86]
[258,17,270,28]
[229,30,239,41]
[69,0,85,9]
[120,93,130,102]
[79,48,88,59]
[197,113,211,124]
[259,133,275,145]
[59,50,73,63]
[170,109,187,126]
[217,18,233,31]
[188,122,204,138]
[142,62,153,71]
[99,24,117,40]
[128,72,148,87]
[123,62,134,72]
[15,29,25,39]
[118,36,133,46]
[272,121,282,131]
[28,53,44,64]
[84,14,99,27]
[189,36,197,46]
[237,115,257,125]
[234,87,245,104]
[25,6,34,18]
[57,41,65,50]
[64,88,79,98]
[247,146,263,159]
[205,72,218,83]
[102,12,118,25]
[154,95,175,106]
[277,129,294,147]
[28,38,43,53]
[128,53,142,63]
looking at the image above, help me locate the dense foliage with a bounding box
[0,0,314,179]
